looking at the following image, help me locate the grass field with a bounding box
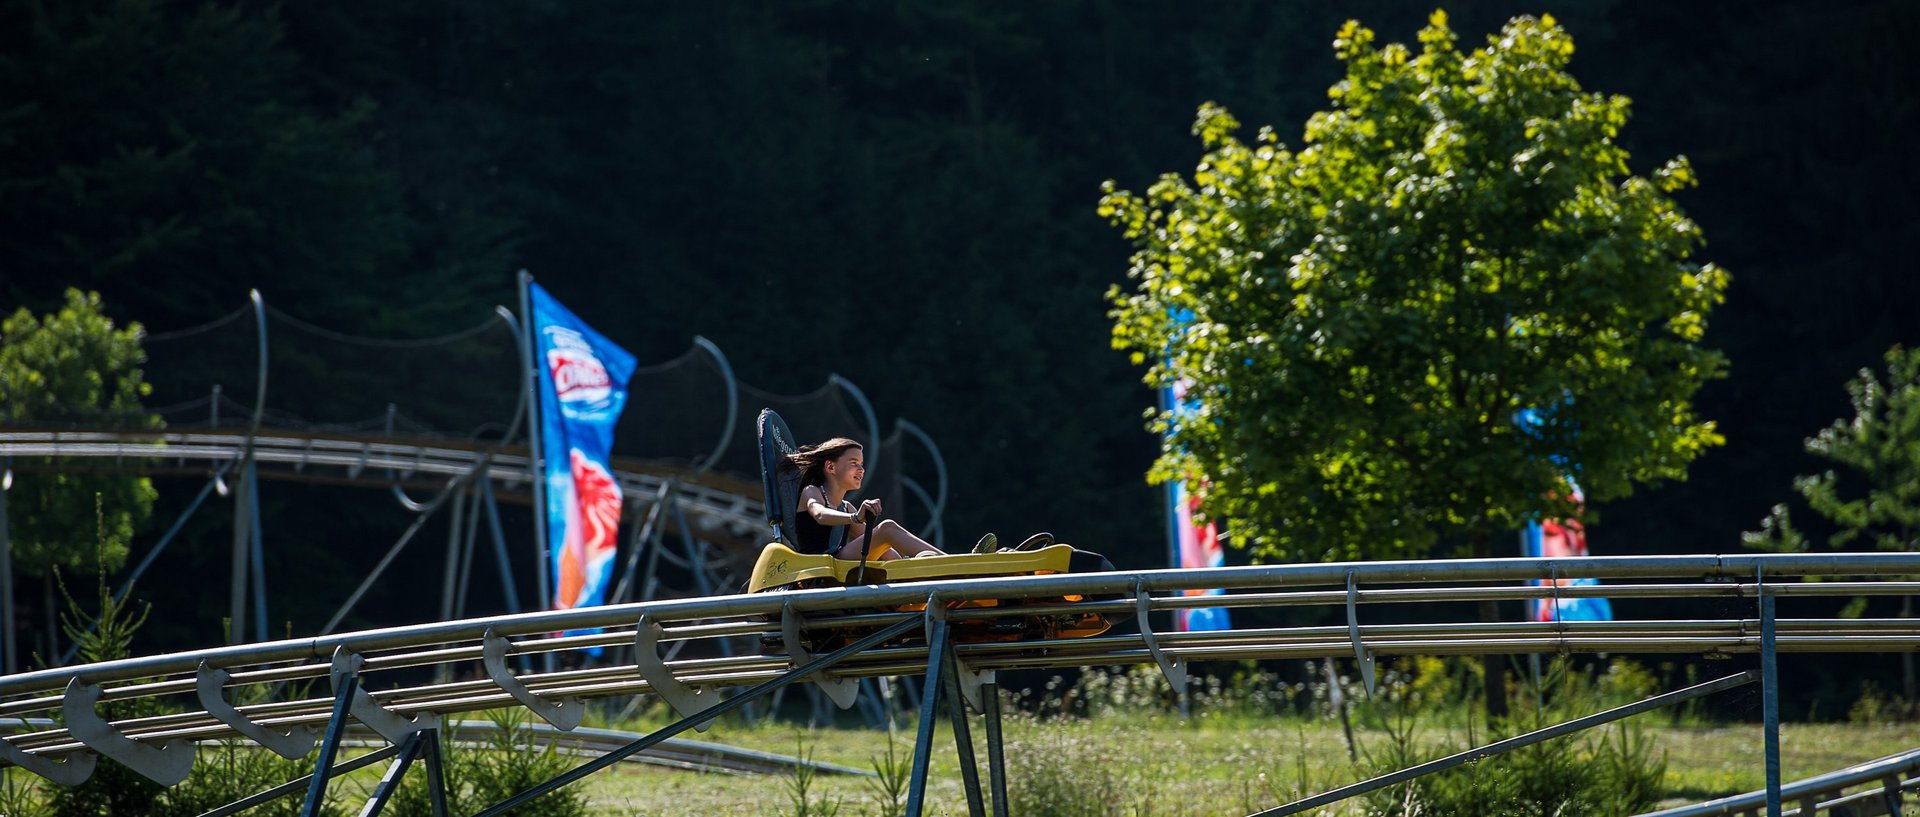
[563,712,1917,816]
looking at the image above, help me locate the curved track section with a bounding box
[2,552,1917,787]
[0,428,764,544]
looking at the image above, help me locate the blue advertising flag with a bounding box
[1519,476,1613,622]
[1165,377,1230,632]
[530,283,637,623]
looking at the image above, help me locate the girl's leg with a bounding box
[838,520,940,560]
[837,535,897,561]
[871,519,940,557]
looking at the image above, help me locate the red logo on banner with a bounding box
[555,449,624,609]
[547,348,612,405]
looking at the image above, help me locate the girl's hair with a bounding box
[782,438,863,486]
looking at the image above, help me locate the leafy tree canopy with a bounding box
[1,289,158,574]
[1103,12,1728,563]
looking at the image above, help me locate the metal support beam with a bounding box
[638,503,665,603]
[1759,567,1782,817]
[472,615,921,817]
[331,648,438,743]
[942,639,987,817]
[1136,581,1188,702]
[302,669,358,817]
[829,375,881,496]
[982,680,1010,817]
[321,466,484,636]
[516,272,553,655]
[906,614,951,817]
[635,612,717,732]
[229,460,252,644]
[0,733,95,787]
[610,481,673,606]
[248,461,267,643]
[482,628,583,730]
[856,678,888,728]
[197,661,317,758]
[230,290,269,646]
[782,599,860,710]
[198,744,399,817]
[479,479,521,615]
[1251,671,1758,816]
[358,730,439,817]
[1347,572,1376,698]
[424,730,450,817]
[439,488,469,629]
[895,420,948,549]
[1,467,15,676]
[62,678,195,785]
[453,480,483,620]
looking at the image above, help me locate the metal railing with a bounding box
[0,552,1915,815]
[0,429,763,538]
[1636,748,1920,816]
[0,552,1912,755]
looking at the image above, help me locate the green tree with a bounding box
[1104,11,1726,561]
[1745,345,1920,704]
[1103,12,1727,716]
[0,289,159,576]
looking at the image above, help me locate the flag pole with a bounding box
[1159,385,1180,578]
[518,271,553,622]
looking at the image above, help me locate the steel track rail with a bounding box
[0,428,763,543]
[1,552,1916,786]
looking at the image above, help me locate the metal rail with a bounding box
[1635,748,1920,817]
[0,552,1914,812]
[0,429,763,542]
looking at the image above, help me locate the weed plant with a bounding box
[1849,680,1920,723]
[783,737,844,817]
[863,735,911,817]
[0,768,52,817]
[152,741,345,817]
[384,708,587,817]
[1002,717,1131,817]
[1003,655,1675,816]
[1353,657,1669,816]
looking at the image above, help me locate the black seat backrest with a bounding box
[757,408,843,553]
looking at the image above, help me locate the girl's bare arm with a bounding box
[800,486,863,525]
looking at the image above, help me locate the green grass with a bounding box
[560,713,1916,816]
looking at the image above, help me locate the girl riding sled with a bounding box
[784,437,1048,560]
[785,437,943,559]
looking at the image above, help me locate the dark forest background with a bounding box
[4,0,1917,710]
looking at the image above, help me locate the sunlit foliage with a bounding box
[1104,13,1727,562]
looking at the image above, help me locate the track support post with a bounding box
[303,669,360,817]
[1346,572,1377,699]
[635,612,718,731]
[482,629,584,730]
[331,648,438,742]
[359,729,441,817]
[982,679,1010,817]
[472,616,920,817]
[781,599,861,709]
[907,597,950,817]
[1758,566,1781,817]
[1135,580,1189,705]
[63,678,195,785]
[940,628,987,817]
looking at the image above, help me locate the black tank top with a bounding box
[793,493,847,554]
